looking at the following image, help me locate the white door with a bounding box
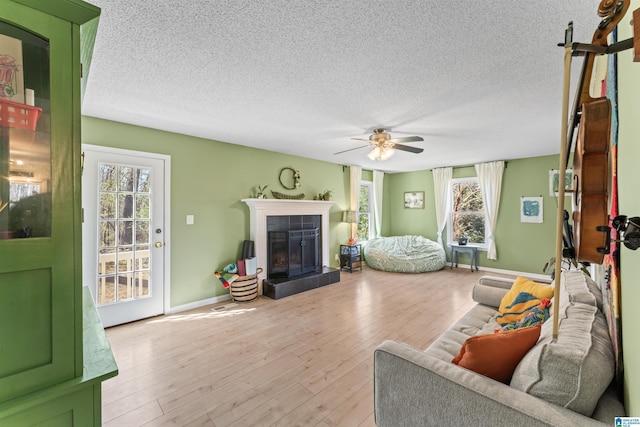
[82,145,170,327]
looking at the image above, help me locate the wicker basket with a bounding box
[229,268,262,302]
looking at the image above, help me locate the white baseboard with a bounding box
[170,265,549,314]
[477,265,550,281]
[445,262,549,282]
[169,294,231,314]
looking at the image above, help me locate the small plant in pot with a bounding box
[255,185,268,199]
[457,233,469,245]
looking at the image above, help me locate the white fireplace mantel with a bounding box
[241,198,336,281]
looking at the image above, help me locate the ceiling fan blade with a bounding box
[394,144,424,154]
[334,144,370,155]
[388,136,424,144]
[350,137,371,142]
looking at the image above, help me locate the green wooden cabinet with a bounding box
[0,1,116,425]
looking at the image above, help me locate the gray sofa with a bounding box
[374,271,625,426]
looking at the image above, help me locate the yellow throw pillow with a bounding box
[498,276,554,314]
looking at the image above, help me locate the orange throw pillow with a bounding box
[451,324,541,383]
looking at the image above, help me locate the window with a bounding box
[357,181,373,241]
[10,181,42,205]
[448,178,486,246]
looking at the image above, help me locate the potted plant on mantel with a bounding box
[255,185,268,199]
[320,190,333,201]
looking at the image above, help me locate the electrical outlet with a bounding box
[334,253,339,261]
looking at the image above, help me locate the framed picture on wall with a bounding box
[520,196,543,223]
[404,191,424,209]
[549,169,573,196]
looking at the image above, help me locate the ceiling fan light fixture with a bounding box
[370,129,390,143]
[368,146,395,161]
[379,147,395,160]
[367,146,381,160]
[337,128,423,160]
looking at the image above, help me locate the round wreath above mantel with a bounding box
[279,167,301,190]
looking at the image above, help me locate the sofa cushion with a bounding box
[559,270,602,309]
[452,325,541,383]
[510,273,614,416]
[472,280,512,308]
[424,304,499,362]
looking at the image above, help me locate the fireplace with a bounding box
[242,198,340,299]
[267,214,321,278]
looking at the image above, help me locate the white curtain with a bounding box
[350,166,362,241]
[475,161,504,260]
[432,167,453,247]
[372,170,384,238]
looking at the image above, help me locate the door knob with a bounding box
[155,242,163,248]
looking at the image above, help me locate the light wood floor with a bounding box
[102,266,510,426]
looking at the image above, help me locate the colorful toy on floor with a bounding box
[215,271,239,288]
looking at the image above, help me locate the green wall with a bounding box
[617,1,639,414]
[384,156,561,274]
[82,117,351,307]
[384,170,437,238]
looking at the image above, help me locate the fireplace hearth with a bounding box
[262,266,340,299]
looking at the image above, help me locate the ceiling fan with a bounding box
[334,128,424,161]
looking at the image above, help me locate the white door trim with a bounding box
[82,144,171,315]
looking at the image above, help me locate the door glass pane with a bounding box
[96,163,153,306]
[100,220,116,246]
[136,194,149,218]
[118,273,133,301]
[99,164,116,191]
[98,276,116,305]
[135,245,150,270]
[118,194,134,218]
[118,220,133,245]
[136,271,150,297]
[136,220,149,244]
[100,193,116,218]
[118,166,134,192]
[0,22,51,239]
[137,168,150,192]
[99,248,115,275]
[117,246,132,273]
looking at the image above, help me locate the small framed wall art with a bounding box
[520,196,543,223]
[404,191,424,209]
[549,169,573,197]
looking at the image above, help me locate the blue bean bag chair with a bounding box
[364,235,445,273]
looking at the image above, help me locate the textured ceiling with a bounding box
[82,1,606,173]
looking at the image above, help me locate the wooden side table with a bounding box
[450,244,479,272]
[340,244,362,273]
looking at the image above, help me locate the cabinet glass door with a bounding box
[0,20,50,239]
